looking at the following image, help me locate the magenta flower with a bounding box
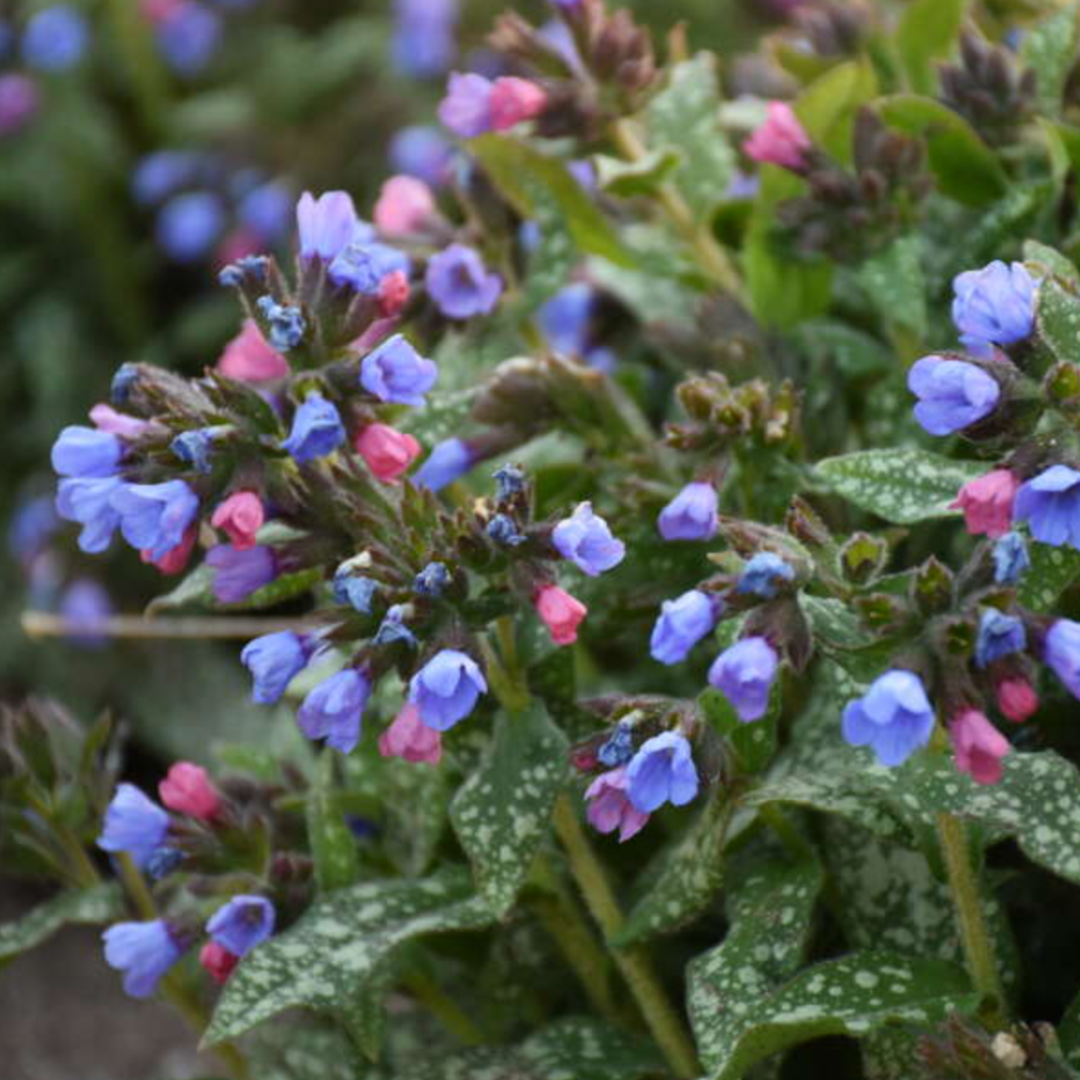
[743,102,811,171]
[585,767,650,841]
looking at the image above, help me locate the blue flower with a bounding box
[426,243,502,320]
[658,482,718,542]
[360,335,437,405]
[414,438,474,491]
[241,630,313,704]
[373,605,417,648]
[219,255,269,289]
[993,532,1031,585]
[1013,465,1080,549]
[841,670,935,767]
[952,260,1037,353]
[975,609,1026,668]
[389,125,453,188]
[144,847,184,882]
[414,561,450,596]
[110,480,199,561]
[132,151,200,206]
[736,553,795,599]
[392,0,457,78]
[487,514,527,546]
[170,429,215,474]
[206,545,277,603]
[297,669,371,753]
[493,463,526,499]
[51,426,122,478]
[156,3,222,76]
[256,297,306,351]
[156,192,226,263]
[1046,619,1080,700]
[206,896,276,957]
[707,637,779,722]
[329,241,411,295]
[409,649,487,731]
[539,284,596,357]
[59,578,112,649]
[296,191,365,261]
[333,570,380,613]
[239,182,292,243]
[8,494,59,562]
[650,590,722,665]
[110,363,139,406]
[907,357,1001,436]
[22,6,88,71]
[597,720,634,768]
[625,732,699,813]
[97,784,170,869]
[552,502,625,576]
[281,393,345,463]
[102,920,184,999]
[56,477,123,553]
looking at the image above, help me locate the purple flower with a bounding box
[414,561,450,596]
[1013,465,1080,549]
[60,578,112,649]
[539,284,597,357]
[110,480,199,561]
[360,335,438,405]
[239,181,292,243]
[907,357,1001,436]
[51,426,122,478]
[585,766,650,841]
[156,192,226,263]
[409,649,487,731]
[413,438,474,491]
[22,6,88,71]
[438,72,493,137]
[97,783,170,869]
[156,3,222,76]
[56,477,123,553]
[296,191,363,261]
[975,609,1026,668]
[102,920,185,999]
[658,482,718,542]
[650,590,723,665]
[707,637,779,722]
[332,569,379,613]
[993,532,1030,584]
[625,732,699,813]
[736,553,795,599]
[8,495,59,563]
[393,0,457,78]
[952,260,1037,354]
[206,895,275,957]
[329,241,411,295]
[132,151,201,206]
[0,74,39,137]
[297,669,371,753]
[841,670,935,767]
[1046,619,1080,700]
[241,631,314,704]
[389,125,454,188]
[281,393,345,463]
[206,544,277,603]
[552,502,625,576]
[426,243,502,320]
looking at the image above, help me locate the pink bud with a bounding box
[996,677,1039,723]
[374,176,436,236]
[743,102,812,171]
[199,941,239,985]
[489,77,549,132]
[950,469,1019,539]
[585,767,650,842]
[159,761,222,821]
[89,403,150,441]
[535,585,587,646]
[949,709,1010,786]
[378,270,410,318]
[142,525,197,576]
[211,492,265,551]
[217,320,290,383]
[215,227,262,269]
[355,423,421,483]
[378,703,442,765]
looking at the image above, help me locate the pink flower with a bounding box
[141,525,197,576]
[378,270,410,318]
[378,704,442,765]
[211,492,265,551]
[950,469,1019,539]
[950,709,1010,786]
[159,762,222,821]
[743,102,811,171]
[199,941,238,985]
[217,320,290,382]
[585,767,650,842]
[374,176,436,236]
[996,676,1039,723]
[89,403,150,441]
[215,228,262,269]
[535,585,587,646]
[355,424,421,483]
[489,77,548,132]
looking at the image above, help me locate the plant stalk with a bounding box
[402,970,486,1045]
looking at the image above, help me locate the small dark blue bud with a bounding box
[145,846,184,882]
[598,720,634,768]
[110,364,139,407]
[493,463,526,500]
[414,561,450,597]
[487,514,527,546]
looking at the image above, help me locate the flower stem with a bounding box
[552,795,701,1079]
[401,970,486,1045]
[22,610,320,641]
[936,811,1006,1024]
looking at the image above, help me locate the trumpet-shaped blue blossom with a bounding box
[736,553,795,599]
[992,532,1031,585]
[206,544,277,603]
[1013,465,1080,550]
[97,783,170,869]
[51,427,122,478]
[22,6,88,71]
[56,477,123,553]
[329,241,411,295]
[1046,619,1080,700]
[841,670,935,767]
[552,502,625,576]
[907,357,1000,436]
[111,480,199,561]
[625,732,699,813]
[650,590,723,665]
[156,3,222,77]
[414,561,450,596]
[409,649,487,731]
[156,192,226,263]
[170,429,215,474]
[392,0,457,78]
[332,570,379,613]
[297,669,372,753]
[658,482,718,542]
[241,630,313,704]
[389,126,453,188]
[413,438,474,491]
[281,393,345,463]
[426,243,502,320]
[360,335,437,405]
[708,637,779,722]
[952,260,1037,354]
[296,191,364,261]
[206,896,276,957]
[975,609,1026,668]
[102,920,185,999]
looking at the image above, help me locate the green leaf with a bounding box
[0,884,123,968]
[1037,277,1080,365]
[401,388,478,446]
[695,951,975,1080]
[877,95,1007,206]
[856,235,927,338]
[594,149,681,198]
[795,59,879,164]
[203,868,493,1046]
[688,857,823,1074]
[896,0,967,95]
[1021,2,1080,118]
[1018,542,1080,612]
[699,685,779,775]
[226,567,324,611]
[646,53,736,222]
[145,564,215,615]
[815,448,985,525]
[307,752,360,893]
[744,223,834,331]
[450,703,568,915]
[1023,240,1079,285]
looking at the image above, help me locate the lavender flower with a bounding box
[650,590,723,665]
[51,427,122,478]
[658,482,718,542]
[736,553,795,599]
[1045,619,1080,700]
[360,335,438,405]
[426,243,502,320]
[409,649,487,731]
[552,503,625,576]
[329,241,411,295]
[206,896,275,957]
[102,920,185,999]
[625,732,699,813]
[297,669,372,753]
[281,393,345,463]
[22,6,88,71]
[110,480,199,561]
[97,784,170,869]
[907,357,1000,436]
[1013,465,1080,549]
[707,637,779,722]
[952,260,1037,354]
[256,297,306,351]
[241,630,313,704]
[206,545,277,603]
[156,192,226,263]
[413,438,474,491]
[392,0,457,78]
[296,191,366,261]
[56,477,123,553]
[975,609,1026,668]
[389,126,453,188]
[841,670,935,767]
[437,72,493,138]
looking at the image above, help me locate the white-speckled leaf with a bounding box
[1020,3,1079,118]
[815,449,985,524]
[450,703,568,916]
[1024,240,1079,284]
[1037,277,1080,365]
[0,883,122,966]
[856,236,927,337]
[202,867,493,1047]
[1018,541,1080,611]
[307,751,360,893]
